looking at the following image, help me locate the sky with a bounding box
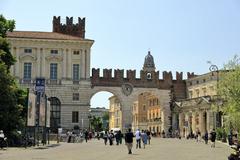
[1,0,240,108]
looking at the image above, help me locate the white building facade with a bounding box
[7,16,94,132]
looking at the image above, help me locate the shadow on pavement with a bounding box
[34,144,61,150]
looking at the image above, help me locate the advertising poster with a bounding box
[27,92,36,126]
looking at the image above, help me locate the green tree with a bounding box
[0,15,27,145]
[90,116,103,131]
[218,55,240,135]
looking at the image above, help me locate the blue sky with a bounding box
[2,0,240,108]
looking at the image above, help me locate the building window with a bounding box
[203,79,206,83]
[73,50,80,55]
[189,82,192,86]
[50,63,58,80]
[23,63,32,79]
[196,80,199,84]
[51,49,58,54]
[143,105,146,111]
[24,48,32,53]
[73,93,79,101]
[73,64,80,80]
[72,111,79,123]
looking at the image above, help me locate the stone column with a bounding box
[185,113,189,137]
[67,49,71,79]
[42,48,46,78]
[199,111,206,135]
[172,113,177,132]
[62,49,67,79]
[86,49,91,79]
[81,50,86,79]
[206,110,211,132]
[121,100,133,131]
[37,48,41,77]
[179,112,184,138]
[191,112,196,134]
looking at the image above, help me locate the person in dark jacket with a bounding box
[204,132,208,144]
[125,128,134,154]
[210,129,216,148]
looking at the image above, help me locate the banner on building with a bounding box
[39,96,51,127]
[27,92,36,126]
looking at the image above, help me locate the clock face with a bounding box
[121,83,133,96]
[209,65,218,72]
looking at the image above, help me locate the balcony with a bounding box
[46,79,62,85]
[20,79,34,84]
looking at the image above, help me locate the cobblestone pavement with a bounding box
[0,138,232,160]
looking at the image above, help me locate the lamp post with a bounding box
[209,63,220,128]
[88,115,92,131]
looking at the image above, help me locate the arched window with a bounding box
[48,97,61,133]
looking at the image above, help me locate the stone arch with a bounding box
[89,86,124,108]
[45,89,64,103]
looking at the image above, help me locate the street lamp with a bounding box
[209,63,220,128]
[88,115,92,131]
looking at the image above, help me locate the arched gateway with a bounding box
[89,52,188,131]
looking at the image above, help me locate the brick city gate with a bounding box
[89,67,188,131]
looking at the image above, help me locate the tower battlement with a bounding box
[91,68,195,89]
[53,16,85,38]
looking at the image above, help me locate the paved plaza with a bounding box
[0,138,232,160]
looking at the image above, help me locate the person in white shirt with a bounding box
[0,130,5,149]
[135,129,141,149]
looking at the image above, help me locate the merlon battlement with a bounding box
[91,68,195,81]
[53,16,85,38]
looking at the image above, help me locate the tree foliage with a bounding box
[90,116,103,131]
[218,55,240,133]
[0,15,27,145]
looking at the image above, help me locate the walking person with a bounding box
[146,130,151,144]
[119,130,123,145]
[135,129,141,149]
[141,130,148,149]
[84,130,89,143]
[204,131,208,144]
[125,128,134,154]
[115,130,121,145]
[103,131,108,145]
[210,129,216,148]
[0,130,5,149]
[109,130,114,146]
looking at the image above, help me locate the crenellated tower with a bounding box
[52,16,85,38]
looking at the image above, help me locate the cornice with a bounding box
[19,53,37,61]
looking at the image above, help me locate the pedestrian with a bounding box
[141,130,148,149]
[125,128,134,154]
[196,130,201,142]
[228,130,233,146]
[103,131,108,145]
[204,131,208,144]
[119,130,123,145]
[67,130,72,143]
[0,130,5,149]
[210,129,216,148]
[162,130,165,138]
[135,129,141,149]
[115,130,121,145]
[109,130,114,146]
[84,130,89,143]
[146,130,151,144]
